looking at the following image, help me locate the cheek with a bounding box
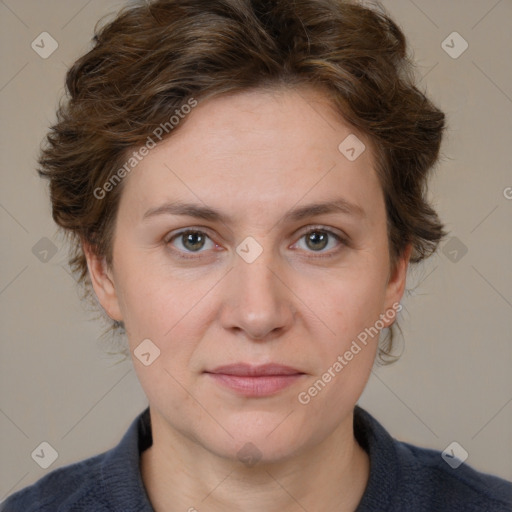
[111,251,178,346]
[115,259,217,368]
[298,285,383,420]
[338,282,387,335]
[305,263,389,390]
[319,265,389,340]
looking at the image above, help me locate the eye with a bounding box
[166,229,217,258]
[293,227,346,256]
[165,226,347,260]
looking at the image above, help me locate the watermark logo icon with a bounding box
[31,441,58,469]
[32,237,58,263]
[237,442,262,467]
[442,441,468,469]
[236,236,263,264]
[442,236,468,263]
[134,338,161,366]
[441,32,468,59]
[31,32,59,59]
[338,134,366,161]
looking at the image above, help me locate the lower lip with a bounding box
[206,373,304,397]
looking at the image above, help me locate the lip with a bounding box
[207,363,304,377]
[205,363,306,397]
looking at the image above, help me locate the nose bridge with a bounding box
[221,237,293,339]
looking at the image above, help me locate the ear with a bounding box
[382,243,412,326]
[82,239,123,322]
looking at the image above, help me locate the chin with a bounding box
[198,414,316,466]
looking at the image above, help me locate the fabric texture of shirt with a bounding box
[1,405,511,511]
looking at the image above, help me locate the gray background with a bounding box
[1,0,511,500]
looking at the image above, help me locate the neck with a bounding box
[140,408,370,512]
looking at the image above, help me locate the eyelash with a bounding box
[164,226,348,261]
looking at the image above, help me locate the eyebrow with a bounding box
[142,198,366,224]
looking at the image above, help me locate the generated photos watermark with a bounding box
[297,302,402,405]
[93,97,198,200]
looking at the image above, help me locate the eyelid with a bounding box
[164,227,221,261]
[165,224,349,259]
[295,224,348,242]
[164,226,216,244]
[290,225,349,257]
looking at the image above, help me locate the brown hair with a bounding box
[38,0,446,360]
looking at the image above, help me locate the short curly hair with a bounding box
[38,0,446,359]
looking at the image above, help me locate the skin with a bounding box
[84,86,411,512]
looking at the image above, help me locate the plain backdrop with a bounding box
[1,0,511,501]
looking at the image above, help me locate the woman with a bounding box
[2,0,510,510]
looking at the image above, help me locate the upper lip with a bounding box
[206,363,304,376]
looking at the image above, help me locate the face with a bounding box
[86,86,408,463]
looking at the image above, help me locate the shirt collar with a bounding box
[100,407,154,512]
[98,405,398,511]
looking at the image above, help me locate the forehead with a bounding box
[117,86,382,224]
[165,86,368,168]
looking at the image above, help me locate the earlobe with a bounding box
[383,243,412,324]
[82,240,123,322]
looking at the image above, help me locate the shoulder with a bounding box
[394,440,512,511]
[1,407,152,512]
[0,452,110,512]
[354,406,512,511]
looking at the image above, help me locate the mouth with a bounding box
[204,363,306,397]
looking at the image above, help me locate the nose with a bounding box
[219,245,295,341]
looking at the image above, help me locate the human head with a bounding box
[39,0,445,358]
